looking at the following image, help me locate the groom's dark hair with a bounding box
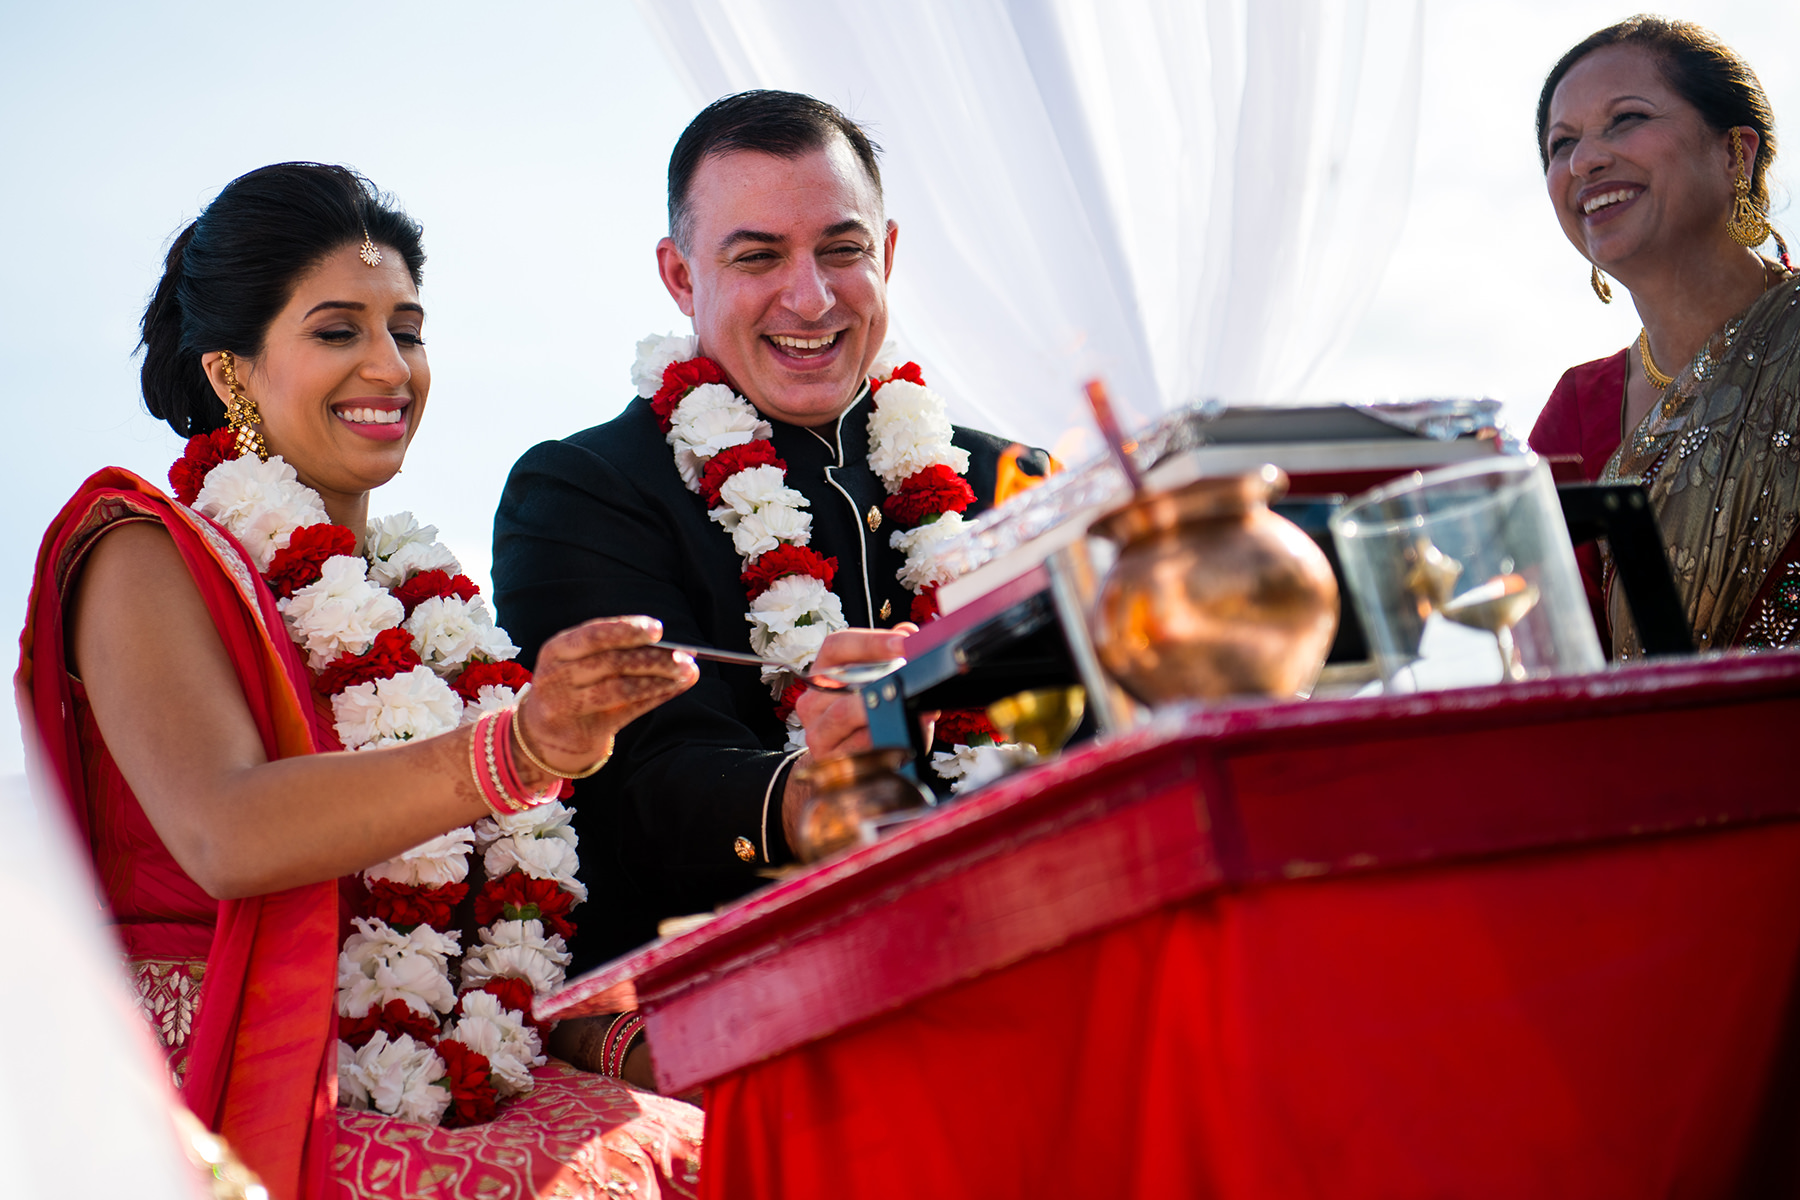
[667,90,883,253]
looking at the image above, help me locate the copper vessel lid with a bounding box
[795,746,913,792]
[1090,464,1289,544]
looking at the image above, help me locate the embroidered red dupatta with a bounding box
[16,467,339,1200]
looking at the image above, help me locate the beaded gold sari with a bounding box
[1601,268,1800,658]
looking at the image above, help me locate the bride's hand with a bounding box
[515,617,699,778]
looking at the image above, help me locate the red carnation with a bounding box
[435,1040,499,1127]
[935,708,1000,748]
[650,357,729,432]
[773,680,806,724]
[474,873,577,942]
[869,361,925,395]
[392,569,480,616]
[168,428,239,505]
[740,544,838,600]
[264,523,358,598]
[366,878,469,932]
[910,588,941,625]
[452,658,533,704]
[882,465,976,529]
[314,627,423,695]
[339,998,442,1050]
[698,440,787,507]
[469,977,550,1035]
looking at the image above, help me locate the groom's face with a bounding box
[656,138,899,427]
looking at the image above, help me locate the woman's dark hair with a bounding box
[667,90,882,253]
[1536,15,1778,221]
[139,162,425,437]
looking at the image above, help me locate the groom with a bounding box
[493,90,1046,967]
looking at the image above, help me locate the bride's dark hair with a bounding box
[139,163,426,437]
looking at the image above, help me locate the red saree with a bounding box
[18,467,704,1200]
[18,467,338,1200]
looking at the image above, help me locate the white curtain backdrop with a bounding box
[634,0,1424,452]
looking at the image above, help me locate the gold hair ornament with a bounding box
[1591,263,1613,304]
[358,229,384,267]
[218,350,268,461]
[1727,128,1771,248]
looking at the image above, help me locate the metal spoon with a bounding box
[659,641,906,691]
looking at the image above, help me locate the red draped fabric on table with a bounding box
[699,821,1800,1199]
[19,468,339,1200]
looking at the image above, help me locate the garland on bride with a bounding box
[170,431,581,1128]
[632,334,1033,789]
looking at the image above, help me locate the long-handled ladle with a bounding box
[659,641,906,692]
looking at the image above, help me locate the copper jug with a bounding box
[792,747,933,863]
[1088,466,1338,705]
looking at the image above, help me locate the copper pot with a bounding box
[793,747,933,863]
[1088,466,1338,705]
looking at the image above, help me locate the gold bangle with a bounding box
[512,701,607,780]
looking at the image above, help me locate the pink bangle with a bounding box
[601,1010,647,1078]
[470,708,556,816]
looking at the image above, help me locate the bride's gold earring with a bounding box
[1727,127,1771,248]
[219,350,268,461]
[1591,263,1613,303]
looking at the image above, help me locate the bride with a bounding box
[18,163,704,1198]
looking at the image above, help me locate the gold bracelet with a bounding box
[511,698,607,780]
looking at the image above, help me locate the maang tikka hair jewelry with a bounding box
[1590,262,1613,304]
[1727,127,1772,248]
[358,227,384,267]
[218,350,268,461]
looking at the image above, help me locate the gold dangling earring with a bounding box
[219,350,268,461]
[1726,127,1771,248]
[1591,263,1613,303]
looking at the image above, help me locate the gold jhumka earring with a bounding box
[1590,263,1613,303]
[1727,128,1771,248]
[219,350,268,461]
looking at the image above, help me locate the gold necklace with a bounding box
[1637,327,1675,391]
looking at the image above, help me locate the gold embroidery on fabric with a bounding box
[129,956,206,1085]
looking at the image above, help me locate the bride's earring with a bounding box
[1727,127,1771,248]
[219,350,268,461]
[1591,263,1613,304]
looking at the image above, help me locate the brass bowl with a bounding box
[1088,466,1339,705]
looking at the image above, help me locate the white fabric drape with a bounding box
[635,0,1424,450]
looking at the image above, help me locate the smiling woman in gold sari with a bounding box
[1528,16,1800,658]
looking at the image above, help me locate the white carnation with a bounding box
[337,916,460,1019]
[368,538,462,591]
[193,454,331,572]
[867,381,970,489]
[362,827,476,889]
[891,511,968,591]
[868,339,904,382]
[279,555,405,669]
[723,502,813,559]
[483,830,587,904]
[632,331,698,398]
[364,512,437,561]
[459,919,571,994]
[667,385,771,490]
[746,575,846,672]
[473,801,577,851]
[337,1040,371,1110]
[714,465,804,516]
[460,683,519,724]
[405,595,517,676]
[447,991,545,1098]
[331,665,463,750]
[931,741,1038,794]
[348,1032,450,1124]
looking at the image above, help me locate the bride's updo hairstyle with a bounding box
[139,162,425,437]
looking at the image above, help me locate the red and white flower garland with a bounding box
[170,430,582,1128]
[631,334,1032,785]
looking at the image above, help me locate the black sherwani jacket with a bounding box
[493,388,1045,970]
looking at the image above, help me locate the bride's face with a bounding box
[223,243,430,504]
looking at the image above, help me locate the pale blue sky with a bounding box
[3,0,1796,774]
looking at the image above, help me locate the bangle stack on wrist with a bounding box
[601,1010,647,1079]
[468,707,560,816]
[511,694,607,781]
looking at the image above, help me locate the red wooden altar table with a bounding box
[544,652,1800,1199]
